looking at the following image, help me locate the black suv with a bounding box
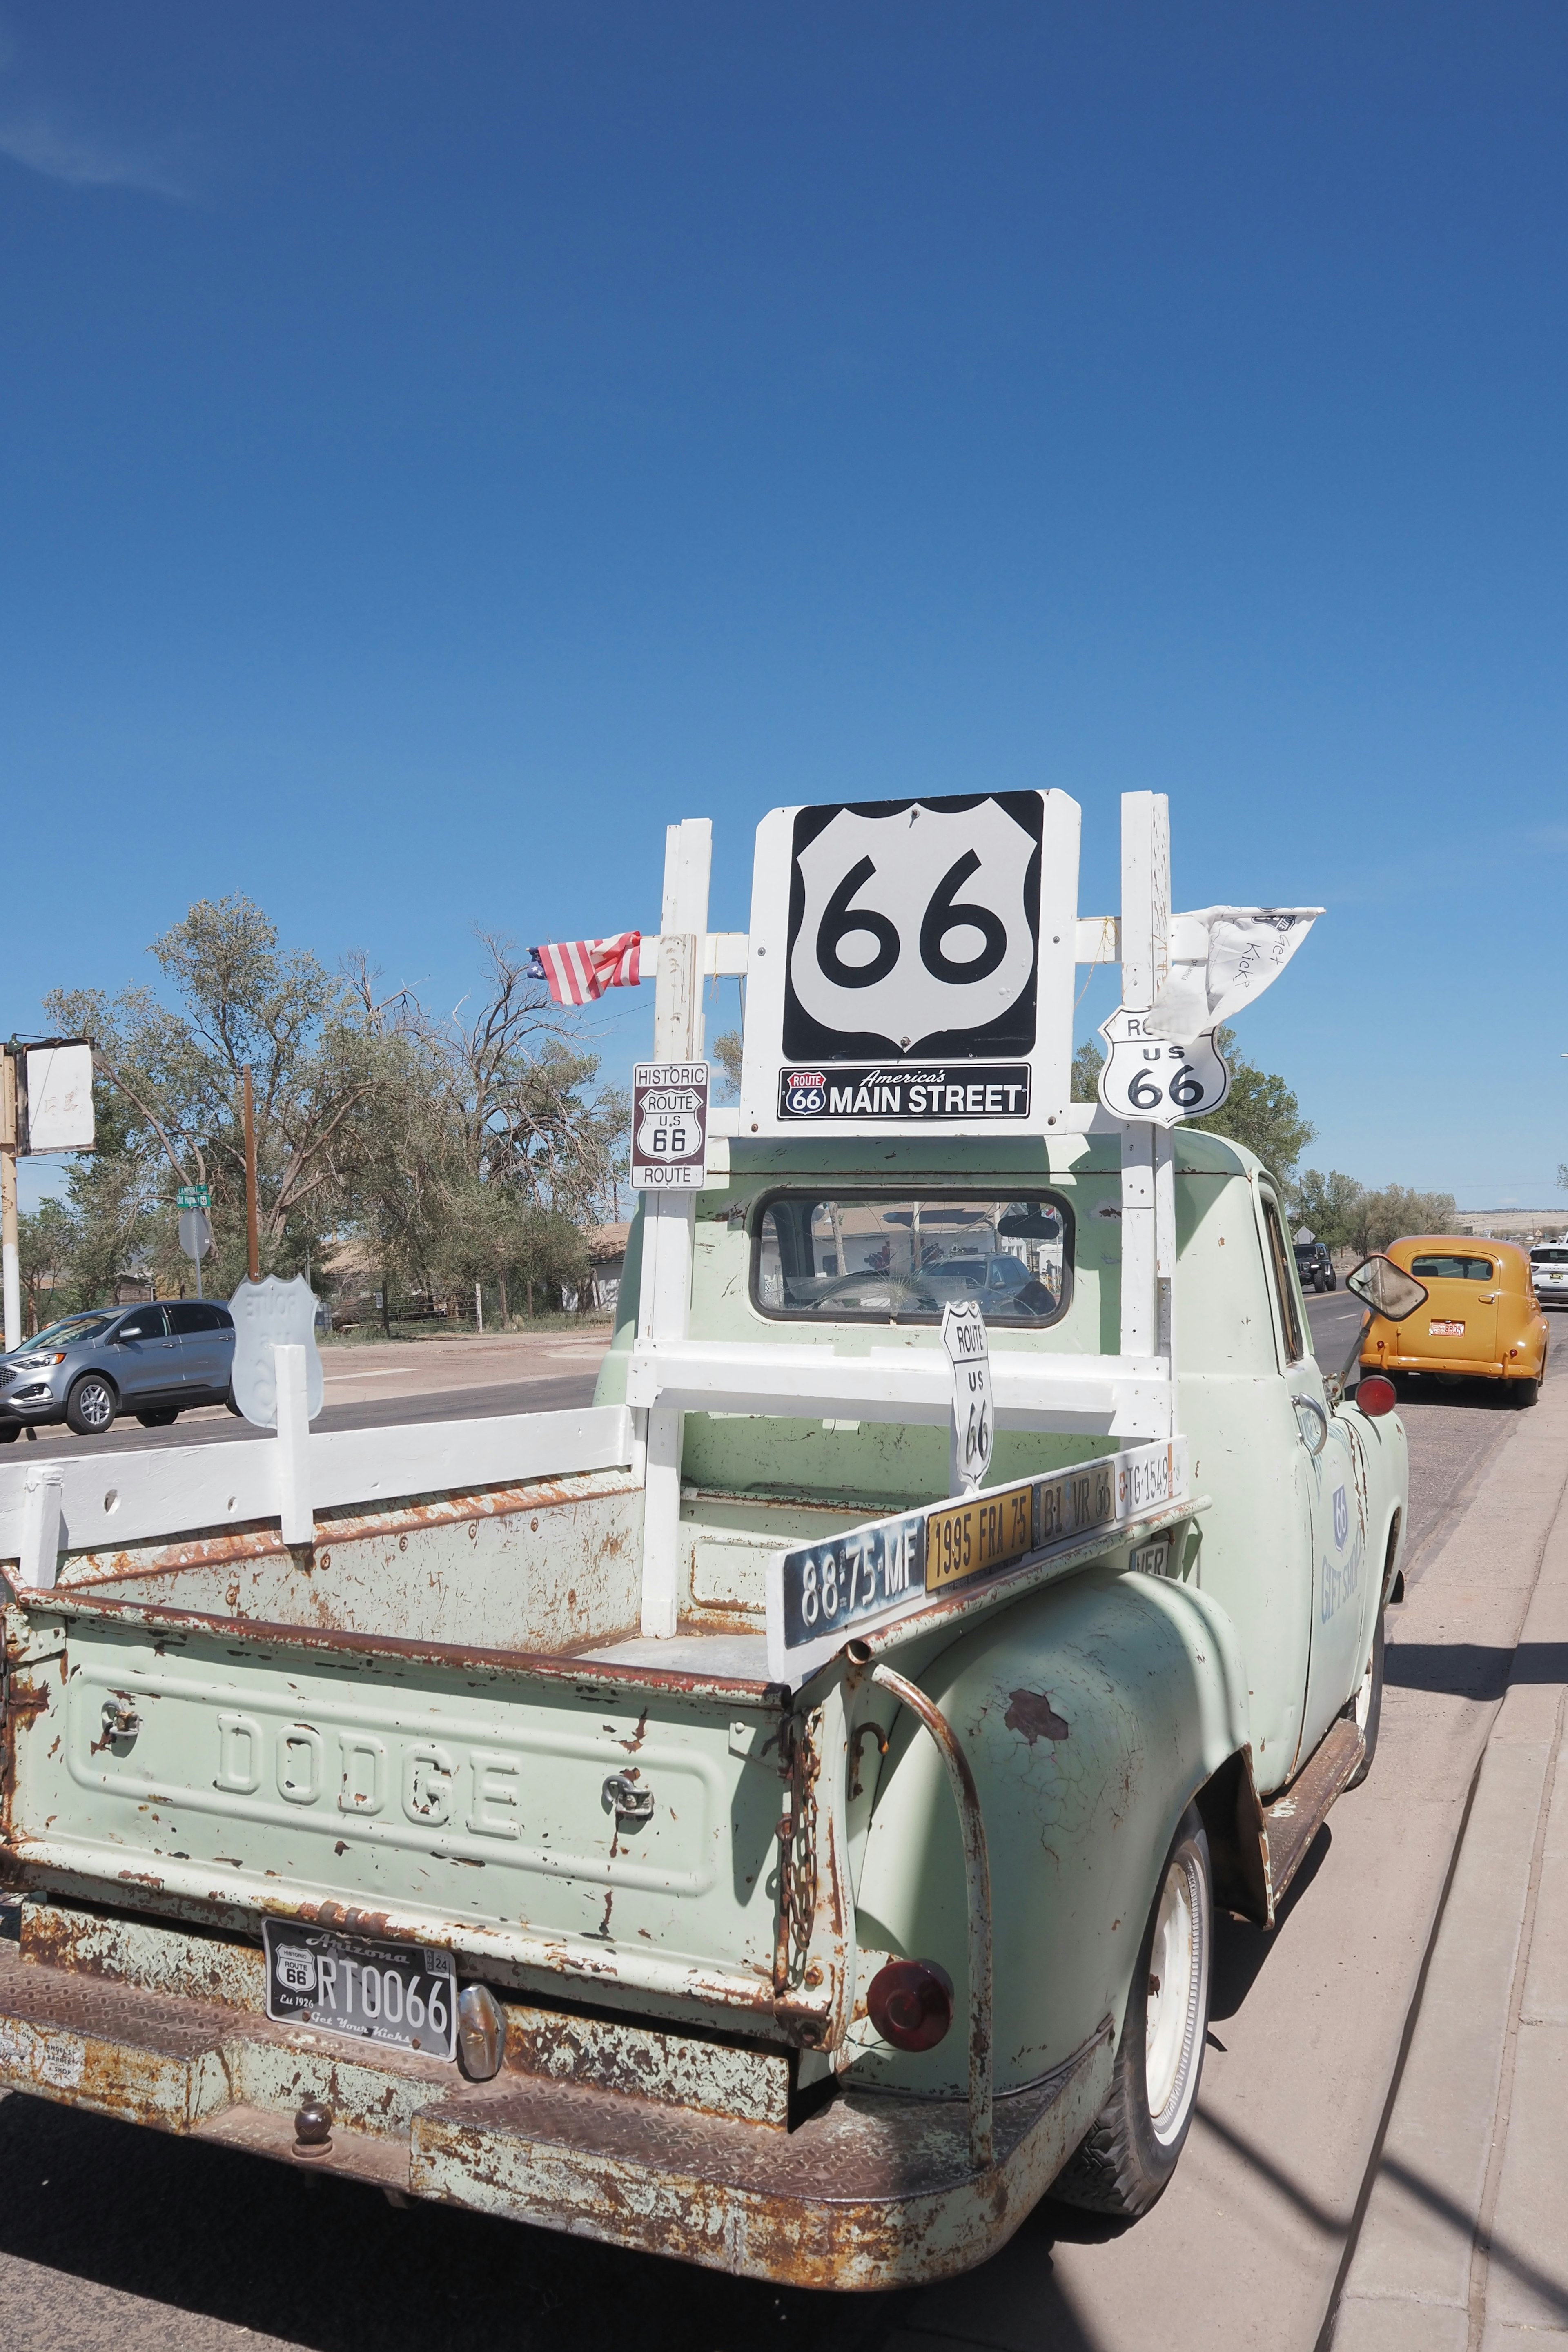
[1294,1238,1337,1294]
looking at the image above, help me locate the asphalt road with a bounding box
[0,1356,605,1457]
[0,1300,1560,2352]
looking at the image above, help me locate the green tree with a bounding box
[17,1198,81,1332]
[1190,1027,1316,1182]
[47,897,406,1295]
[1071,1040,1104,1102]
[712,1030,744,1102]
[1292,1169,1365,1254]
[1349,1184,1459,1254]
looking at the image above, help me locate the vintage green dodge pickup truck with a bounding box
[0,791,1405,2287]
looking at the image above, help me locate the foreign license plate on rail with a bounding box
[771,1441,1183,1680]
[262,1920,457,2058]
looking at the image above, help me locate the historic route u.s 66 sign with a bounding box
[631,1062,710,1189]
[739,791,1080,1136]
[1096,1007,1230,1127]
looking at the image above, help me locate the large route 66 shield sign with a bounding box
[739,791,1080,1136]
[1096,1007,1231,1127]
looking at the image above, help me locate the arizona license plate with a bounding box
[1429,1320,1465,1336]
[263,1920,457,2058]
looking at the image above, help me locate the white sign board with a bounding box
[739,791,1080,1136]
[941,1299,992,1494]
[1096,1008,1231,1127]
[24,1043,94,1152]
[631,1062,709,1190]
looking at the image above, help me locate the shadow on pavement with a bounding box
[1385,1639,1568,1699]
[0,2093,901,2352]
[1207,1826,1333,2024]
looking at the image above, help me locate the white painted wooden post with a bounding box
[18,1466,62,1590]
[639,818,712,1636]
[275,1343,313,1546]
[1120,793,1172,1408]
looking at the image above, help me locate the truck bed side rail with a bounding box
[0,1404,635,1588]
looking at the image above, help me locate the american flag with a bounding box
[528,932,643,1007]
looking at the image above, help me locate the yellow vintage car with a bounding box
[1360,1234,1548,1405]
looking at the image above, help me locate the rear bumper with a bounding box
[0,1907,1111,2290]
[1361,1352,1535,1380]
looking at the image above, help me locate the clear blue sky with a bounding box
[3,3,1566,1210]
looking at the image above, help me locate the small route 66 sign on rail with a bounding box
[740,791,1080,1136]
[1097,1007,1230,1127]
[631,1062,710,1189]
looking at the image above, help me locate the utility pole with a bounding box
[242,1065,260,1284]
[0,1049,17,1353]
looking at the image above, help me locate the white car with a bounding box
[1529,1244,1568,1305]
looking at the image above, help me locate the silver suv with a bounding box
[0,1302,237,1440]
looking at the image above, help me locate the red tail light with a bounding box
[1358,1374,1397,1417]
[867,1958,954,2051]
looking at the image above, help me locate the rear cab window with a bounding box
[1409,1254,1496,1283]
[751,1192,1072,1326]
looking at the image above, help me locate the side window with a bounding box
[169,1301,226,1334]
[1260,1191,1307,1365]
[118,1305,168,1341]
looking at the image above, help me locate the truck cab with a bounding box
[0,790,1405,2284]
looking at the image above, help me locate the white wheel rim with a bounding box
[1355,1653,1375,1733]
[1145,1851,1207,2142]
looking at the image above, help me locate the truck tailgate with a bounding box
[1,1590,791,2018]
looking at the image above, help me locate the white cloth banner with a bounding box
[24,1043,95,1152]
[1144,907,1323,1045]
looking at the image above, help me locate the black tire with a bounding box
[136,1408,180,1428]
[1510,1377,1540,1410]
[65,1372,117,1436]
[0,1424,18,1444]
[1053,1804,1212,2218]
[1328,1273,1337,1291]
[225,1389,244,1417]
[1343,1608,1385,1789]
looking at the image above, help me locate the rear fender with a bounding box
[846,1561,1251,2098]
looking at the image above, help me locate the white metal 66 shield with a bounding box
[1096,1007,1230,1127]
[229,1275,324,1428]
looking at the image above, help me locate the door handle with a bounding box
[1292,1394,1329,1456]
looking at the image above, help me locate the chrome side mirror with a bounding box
[1346,1254,1429,1323]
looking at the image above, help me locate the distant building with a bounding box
[586,1223,630,1312]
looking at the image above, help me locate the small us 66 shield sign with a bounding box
[632,1062,710,1189]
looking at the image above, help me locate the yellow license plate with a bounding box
[926,1485,1035,1589]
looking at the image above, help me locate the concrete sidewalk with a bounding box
[1332,1414,1568,2345]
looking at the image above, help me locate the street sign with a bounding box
[941,1298,992,1496]
[176,1185,212,1210]
[178,1208,212,1263]
[739,791,1080,1137]
[631,1062,710,1190]
[1096,1007,1231,1127]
